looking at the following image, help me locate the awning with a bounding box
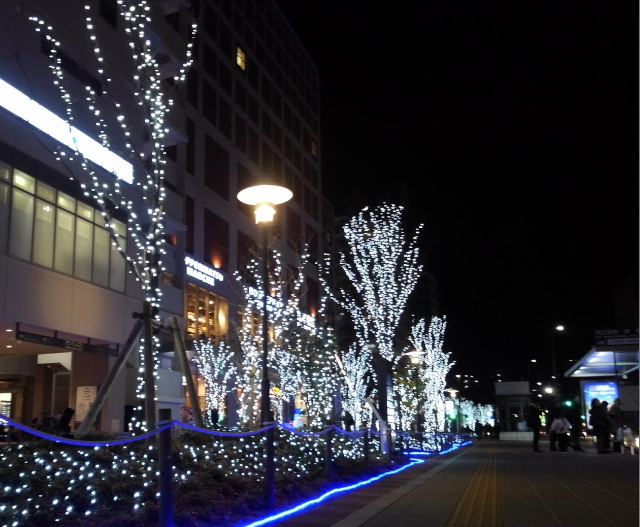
[565,346,639,378]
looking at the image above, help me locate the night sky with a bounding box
[277,1,638,382]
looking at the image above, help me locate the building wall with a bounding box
[0,0,326,431]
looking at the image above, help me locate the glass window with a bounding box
[13,170,35,193]
[0,182,9,252]
[0,163,10,182]
[74,218,93,281]
[109,236,126,292]
[57,192,76,213]
[112,218,127,238]
[93,226,110,287]
[33,198,55,268]
[186,284,229,343]
[236,46,247,70]
[77,202,94,222]
[54,208,75,274]
[9,188,34,260]
[36,181,56,203]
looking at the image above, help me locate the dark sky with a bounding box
[277,1,638,380]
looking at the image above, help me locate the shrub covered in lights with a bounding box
[0,424,395,527]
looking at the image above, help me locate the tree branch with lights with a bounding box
[23,1,197,431]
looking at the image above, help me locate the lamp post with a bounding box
[237,184,292,425]
[551,325,564,394]
[405,350,423,444]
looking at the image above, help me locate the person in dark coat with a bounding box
[589,398,610,453]
[527,403,543,452]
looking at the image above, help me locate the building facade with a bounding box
[0,0,325,432]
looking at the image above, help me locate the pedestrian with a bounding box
[527,403,543,452]
[566,396,584,451]
[608,398,623,452]
[548,401,562,451]
[549,412,571,452]
[601,400,611,451]
[588,398,610,453]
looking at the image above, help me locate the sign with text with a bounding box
[75,386,97,422]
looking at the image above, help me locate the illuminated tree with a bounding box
[193,339,237,427]
[336,344,375,430]
[397,316,454,434]
[323,203,423,363]
[235,247,338,427]
[16,2,197,431]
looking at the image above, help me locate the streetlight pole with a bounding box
[551,325,564,394]
[237,184,293,425]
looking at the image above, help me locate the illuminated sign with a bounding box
[185,256,224,287]
[583,381,619,429]
[0,77,134,184]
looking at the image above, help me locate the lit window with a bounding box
[310,140,318,157]
[236,47,246,71]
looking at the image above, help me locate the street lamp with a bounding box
[404,350,423,442]
[551,325,564,394]
[237,184,292,425]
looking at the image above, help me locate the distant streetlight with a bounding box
[237,184,292,425]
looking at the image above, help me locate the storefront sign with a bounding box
[16,329,118,356]
[185,256,224,287]
[0,77,133,184]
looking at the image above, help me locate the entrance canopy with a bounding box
[565,347,639,378]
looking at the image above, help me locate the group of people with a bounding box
[528,397,624,453]
[589,397,623,453]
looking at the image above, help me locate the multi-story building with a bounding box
[0,0,325,432]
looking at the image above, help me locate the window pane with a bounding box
[57,192,76,212]
[112,218,127,238]
[93,226,110,286]
[109,236,126,292]
[33,198,55,268]
[77,202,94,222]
[9,188,34,260]
[13,170,35,193]
[74,218,93,281]
[0,182,9,252]
[36,181,56,202]
[0,163,11,182]
[54,209,75,274]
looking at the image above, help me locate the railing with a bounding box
[0,413,471,527]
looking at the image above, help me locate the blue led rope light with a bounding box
[240,457,426,527]
[0,414,165,446]
[175,420,276,437]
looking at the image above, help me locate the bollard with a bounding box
[264,422,275,510]
[325,428,333,480]
[157,409,174,527]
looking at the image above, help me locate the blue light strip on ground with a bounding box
[239,458,426,527]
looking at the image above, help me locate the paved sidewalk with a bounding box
[270,439,639,527]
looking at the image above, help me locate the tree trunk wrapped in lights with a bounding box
[323,203,423,363]
[336,344,375,430]
[21,2,197,431]
[193,340,238,427]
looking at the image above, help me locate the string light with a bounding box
[28,1,197,432]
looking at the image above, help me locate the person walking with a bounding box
[550,412,571,452]
[589,398,610,453]
[527,403,544,452]
[601,400,612,451]
[608,398,623,452]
